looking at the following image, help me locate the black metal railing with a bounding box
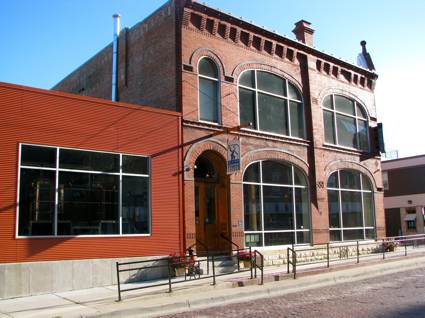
[116,246,264,301]
[220,233,241,271]
[287,235,425,279]
[186,239,210,274]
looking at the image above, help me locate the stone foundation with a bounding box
[0,256,168,300]
[261,243,382,266]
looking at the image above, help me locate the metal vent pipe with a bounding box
[112,14,121,102]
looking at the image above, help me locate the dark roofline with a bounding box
[382,154,425,164]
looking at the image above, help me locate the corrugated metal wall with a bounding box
[0,82,182,263]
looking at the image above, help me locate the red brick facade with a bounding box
[54,0,385,251]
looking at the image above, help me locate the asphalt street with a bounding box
[161,265,425,318]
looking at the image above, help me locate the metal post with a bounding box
[356,241,360,264]
[207,255,209,275]
[287,247,290,274]
[405,242,407,256]
[254,254,257,279]
[167,258,172,293]
[260,254,264,285]
[250,246,253,279]
[237,250,240,271]
[326,243,330,268]
[116,262,122,301]
[212,255,216,285]
[293,251,297,279]
[382,239,386,260]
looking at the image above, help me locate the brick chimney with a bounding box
[292,20,315,46]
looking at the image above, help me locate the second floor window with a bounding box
[198,57,219,123]
[239,70,305,138]
[323,94,369,151]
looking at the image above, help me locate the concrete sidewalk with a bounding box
[1,253,425,318]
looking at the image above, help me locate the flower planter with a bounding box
[174,267,186,277]
[239,260,251,269]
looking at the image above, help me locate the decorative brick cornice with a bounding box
[183,2,378,81]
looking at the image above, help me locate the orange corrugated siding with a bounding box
[0,82,182,263]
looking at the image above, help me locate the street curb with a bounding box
[91,255,425,317]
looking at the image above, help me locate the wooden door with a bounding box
[195,181,231,254]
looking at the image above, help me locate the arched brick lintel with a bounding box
[231,61,303,91]
[184,138,228,179]
[189,48,227,81]
[324,160,379,191]
[236,148,309,183]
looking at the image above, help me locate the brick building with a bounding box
[382,155,425,237]
[54,0,385,253]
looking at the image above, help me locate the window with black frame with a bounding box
[198,57,219,123]
[323,94,369,151]
[238,70,305,138]
[18,144,150,236]
[243,160,310,247]
[327,169,376,241]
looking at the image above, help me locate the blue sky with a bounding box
[1,0,424,157]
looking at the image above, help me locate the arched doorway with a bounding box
[194,151,230,254]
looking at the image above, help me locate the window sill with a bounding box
[239,128,309,145]
[322,143,371,155]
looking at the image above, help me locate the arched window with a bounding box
[323,94,369,151]
[198,58,219,123]
[327,170,375,241]
[243,160,310,247]
[238,70,305,138]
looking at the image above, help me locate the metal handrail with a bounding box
[116,246,264,301]
[286,235,425,280]
[254,250,264,285]
[220,232,239,250]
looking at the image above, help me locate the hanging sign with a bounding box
[227,139,241,174]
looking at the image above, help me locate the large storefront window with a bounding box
[243,160,310,247]
[238,70,305,138]
[18,144,150,236]
[327,170,376,241]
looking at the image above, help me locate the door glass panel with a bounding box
[195,185,200,221]
[205,185,216,224]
